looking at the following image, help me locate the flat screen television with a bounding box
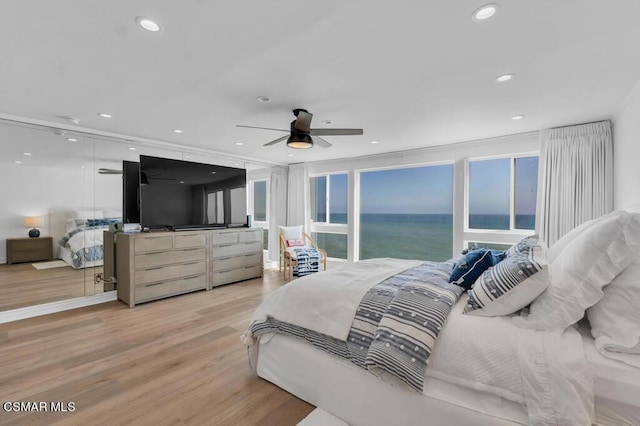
[138,155,247,230]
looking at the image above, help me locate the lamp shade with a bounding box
[286,133,313,149]
[24,215,44,228]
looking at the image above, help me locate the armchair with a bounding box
[279,226,327,282]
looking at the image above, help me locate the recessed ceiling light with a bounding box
[234,163,240,166]
[256,96,271,103]
[80,166,85,169]
[495,73,514,82]
[511,114,525,120]
[211,171,216,174]
[370,140,379,144]
[128,147,137,151]
[14,160,22,164]
[173,129,183,134]
[472,3,500,21]
[23,152,32,156]
[235,142,244,146]
[67,138,78,142]
[321,120,333,125]
[98,113,112,118]
[287,154,294,157]
[185,155,191,159]
[136,17,161,32]
[179,181,185,184]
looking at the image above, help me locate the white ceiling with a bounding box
[2,1,640,166]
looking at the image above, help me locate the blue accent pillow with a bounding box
[449,249,506,290]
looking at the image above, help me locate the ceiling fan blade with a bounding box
[98,168,123,174]
[263,135,289,146]
[293,110,313,133]
[310,128,363,136]
[312,136,332,148]
[236,124,289,132]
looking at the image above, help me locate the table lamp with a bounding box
[24,215,44,238]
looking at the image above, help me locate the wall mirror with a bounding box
[0,118,263,315]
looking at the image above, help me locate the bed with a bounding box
[244,210,640,426]
[50,208,121,269]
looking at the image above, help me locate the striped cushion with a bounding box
[464,241,549,317]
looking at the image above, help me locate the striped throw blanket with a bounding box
[248,260,463,392]
[293,248,320,277]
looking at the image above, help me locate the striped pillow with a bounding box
[464,241,549,317]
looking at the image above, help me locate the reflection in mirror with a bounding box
[0,118,270,315]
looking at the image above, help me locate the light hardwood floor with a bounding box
[0,268,314,425]
[0,263,97,312]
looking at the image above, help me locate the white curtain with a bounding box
[268,166,288,261]
[287,163,309,228]
[536,120,613,246]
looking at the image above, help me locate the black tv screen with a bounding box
[122,160,140,224]
[139,155,247,230]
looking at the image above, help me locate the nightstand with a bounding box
[6,237,53,264]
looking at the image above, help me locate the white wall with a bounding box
[613,82,640,210]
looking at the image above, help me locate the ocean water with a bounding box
[317,213,535,261]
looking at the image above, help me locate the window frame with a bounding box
[309,172,349,260]
[463,153,538,247]
[248,179,269,252]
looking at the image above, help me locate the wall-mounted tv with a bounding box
[138,155,247,231]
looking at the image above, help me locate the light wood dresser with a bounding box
[116,228,263,307]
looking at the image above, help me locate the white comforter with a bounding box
[245,259,594,425]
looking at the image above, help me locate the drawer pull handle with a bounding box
[183,262,199,266]
[145,266,163,271]
[244,266,257,269]
[244,253,256,257]
[184,275,201,280]
[216,256,233,261]
[217,268,234,273]
[182,248,200,252]
[216,244,232,248]
[145,281,165,287]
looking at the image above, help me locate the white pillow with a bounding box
[514,211,640,330]
[279,225,303,242]
[587,259,640,361]
[464,239,549,317]
[547,211,626,264]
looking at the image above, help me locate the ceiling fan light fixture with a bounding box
[287,133,313,149]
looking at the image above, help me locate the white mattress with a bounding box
[256,332,527,426]
[578,321,640,426]
[256,327,640,426]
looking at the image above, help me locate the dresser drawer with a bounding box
[134,236,173,253]
[210,241,262,258]
[135,247,206,268]
[135,274,207,303]
[210,264,262,287]
[174,233,207,249]
[135,260,207,285]
[211,231,238,245]
[210,253,262,272]
[238,230,262,242]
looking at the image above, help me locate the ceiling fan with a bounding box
[236,109,363,149]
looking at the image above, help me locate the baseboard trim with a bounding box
[0,291,118,324]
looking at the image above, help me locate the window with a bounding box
[311,174,347,224]
[359,164,454,262]
[249,180,269,251]
[467,155,538,231]
[310,173,348,259]
[207,190,224,224]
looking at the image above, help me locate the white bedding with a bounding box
[245,259,594,425]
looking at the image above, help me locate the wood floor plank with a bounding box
[0,268,314,426]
